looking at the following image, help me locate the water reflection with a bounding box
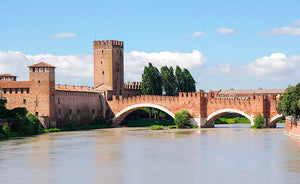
[1,124,300,184]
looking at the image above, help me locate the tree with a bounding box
[251,113,265,129]
[183,68,196,92]
[161,66,177,96]
[174,109,190,128]
[175,66,184,93]
[141,63,162,95]
[276,83,300,118]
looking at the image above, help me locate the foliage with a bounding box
[175,66,184,93]
[276,83,300,118]
[0,99,8,118]
[150,125,164,130]
[2,125,11,136]
[92,117,112,127]
[44,128,61,133]
[182,69,196,92]
[168,125,177,129]
[7,107,28,118]
[60,124,110,131]
[161,66,177,96]
[174,109,190,128]
[11,113,41,136]
[120,119,174,127]
[0,133,5,139]
[215,117,251,124]
[251,113,265,129]
[189,125,197,128]
[141,62,162,95]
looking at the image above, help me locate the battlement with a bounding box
[55,84,96,93]
[93,40,123,48]
[124,81,141,90]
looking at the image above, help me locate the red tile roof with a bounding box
[0,81,31,88]
[28,62,56,68]
[0,74,17,77]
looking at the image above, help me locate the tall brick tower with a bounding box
[93,40,124,96]
[28,62,56,126]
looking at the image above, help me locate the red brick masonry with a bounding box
[285,117,300,138]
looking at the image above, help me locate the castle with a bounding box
[0,40,285,128]
[0,40,141,128]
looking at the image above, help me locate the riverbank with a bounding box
[120,119,174,127]
[285,116,300,138]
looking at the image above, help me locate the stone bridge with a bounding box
[107,92,283,128]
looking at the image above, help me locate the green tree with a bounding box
[276,83,300,118]
[251,113,265,129]
[0,99,8,118]
[174,109,190,128]
[141,63,162,95]
[175,66,184,93]
[182,68,196,92]
[161,66,177,96]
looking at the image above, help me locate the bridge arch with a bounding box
[269,114,284,127]
[207,108,254,126]
[113,103,175,125]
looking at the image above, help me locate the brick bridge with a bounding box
[107,92,283,128]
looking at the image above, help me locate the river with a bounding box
[1,123,300,184]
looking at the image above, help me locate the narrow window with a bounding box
[15,89,18,94]
[102,50,103,53]
[23,99,26,105]
[38,80,40,83]
[58,98,60,104]
[59,109,61,115]
[4,89,6,94]
[33,68,35,72]
[69,110,72,115]
[101,61,103,64]
[92,109,95,115]
[21,89,23,94]
[9,89,12,94]
[77,109,80,115]
[102,71,104,75]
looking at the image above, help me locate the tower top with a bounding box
[93,40,123,48]
[28,62,56,68]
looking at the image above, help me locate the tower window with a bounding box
[102,50,103,53]
[59,109,61,115]
[69,110,72,115]
[58,98,60,104]
[101,61,102,64]
[23,99,26,105]
[38,80,40,83]
[102,71,104,75]
[35,112,39,116]
[77,109,80,115]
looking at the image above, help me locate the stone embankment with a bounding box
[285,116,300,138]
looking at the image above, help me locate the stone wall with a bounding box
[55,90,101,126]
[285,116,300,138]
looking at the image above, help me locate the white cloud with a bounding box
[247,53,300,81]
[291,19,300,27]
[266,27,300,35]
[50,33,77,38]
[190,31,205,37]
[0,51,93,85]
[203,63,231,74]
[125,50,207,81]
[261,19,300,35]
[0,50,206,85]
[216,28,235,34]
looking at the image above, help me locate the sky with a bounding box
[0,0,299,91]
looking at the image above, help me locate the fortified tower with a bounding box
[28,62,56,126]
[94,40,124,97]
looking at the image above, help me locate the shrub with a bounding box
[7,107,28,118]
[168,125,177,129]
[251,113,265,129]
[0,133,5,139]
[150,125,164,130]
[2,125,11,136]
[44,128,61,133]
[174,110,190,128]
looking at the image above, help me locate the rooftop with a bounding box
[0,74,17,77]
[28,62,56,68]
[218,89,286,95]
[0,81,30,88]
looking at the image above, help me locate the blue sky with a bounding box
[0,0,299,91]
